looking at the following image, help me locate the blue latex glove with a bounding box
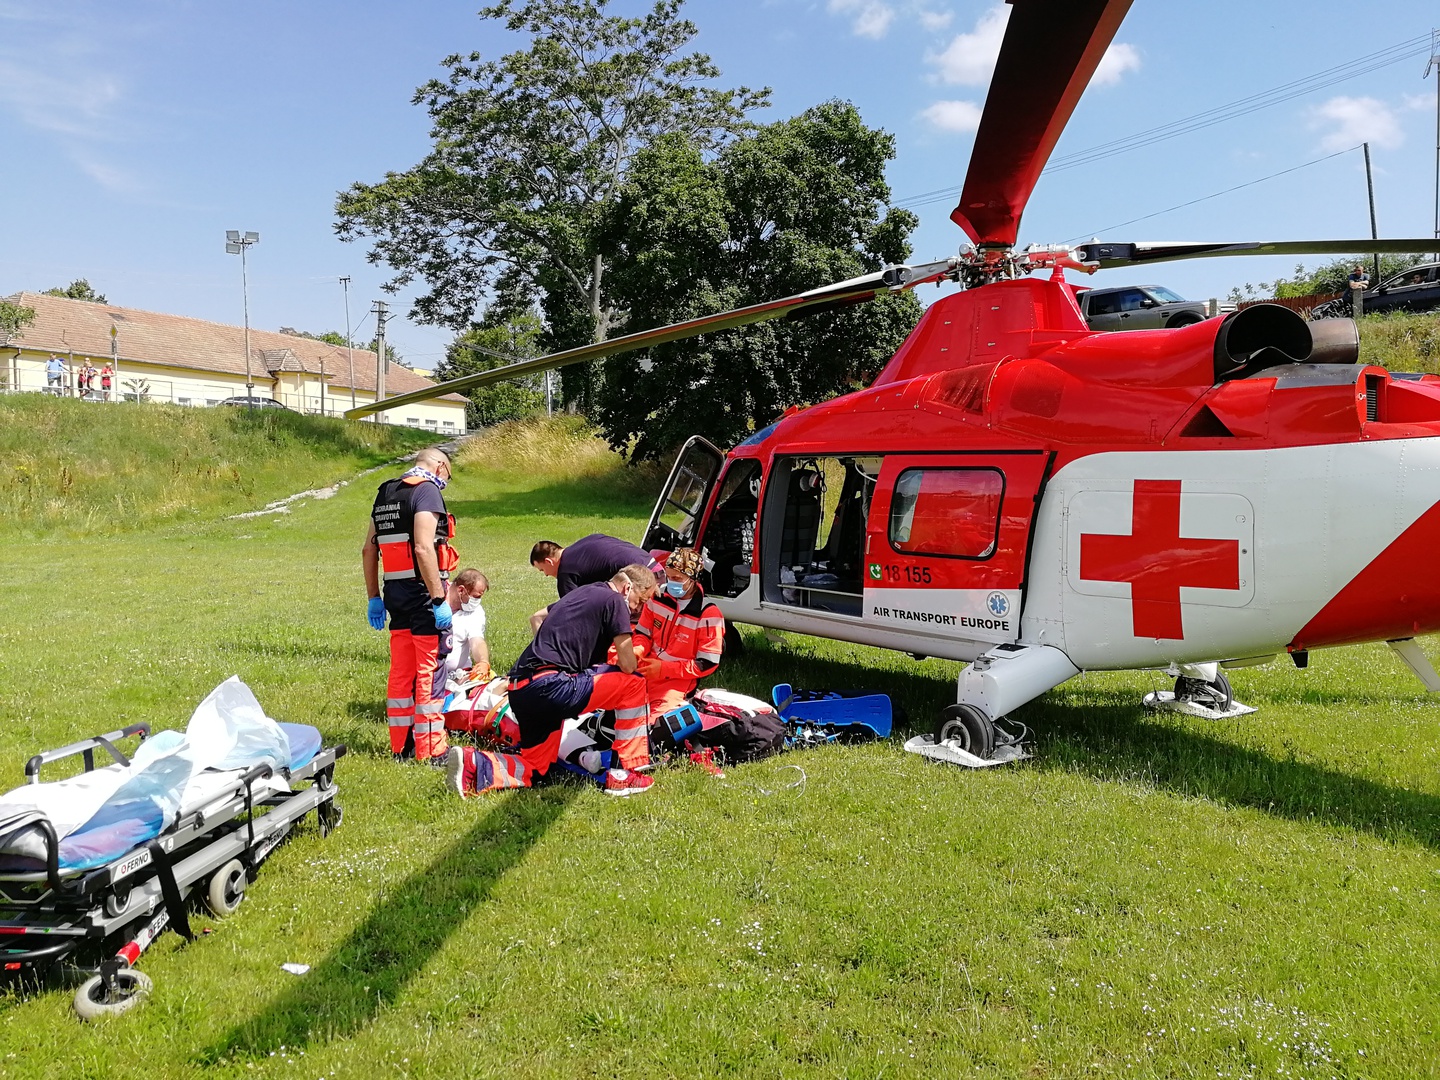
[432,599,453,631]
[367,596,386,631]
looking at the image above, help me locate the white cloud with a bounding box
[916,8,952,31]
[927,4,1008,85]
[1309,96,1404,153]
[828,0,895,39]
[920,99,983,133]
[928,4,1139,88]
[1092,42,1141,86]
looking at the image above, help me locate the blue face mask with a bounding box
[664,580,688,599]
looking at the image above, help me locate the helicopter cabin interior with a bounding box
[645,437,1019,626]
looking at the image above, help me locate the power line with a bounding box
[894,32,1434,210]
[1063,144,1362,244]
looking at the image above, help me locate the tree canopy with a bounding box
[335,0,767,389]
[1228,255,1426,304]
[0,301,36,340]
[433,311,547,428]
[592,102,922,459]
[43,279,107,303]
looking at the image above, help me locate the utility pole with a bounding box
[1363,142,1379,284]
[1427,30,1440,259]
[339,276,356,411]
[371,299,389,424]
[224,231,260,406]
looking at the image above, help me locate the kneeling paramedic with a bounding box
[362,448,458,764]
[448,565,656,797]
[635,547,725,721]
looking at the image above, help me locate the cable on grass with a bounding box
[753,765,806,797]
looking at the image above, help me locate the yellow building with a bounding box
[0,292,467,433]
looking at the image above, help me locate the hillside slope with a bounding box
[0,396,437,536]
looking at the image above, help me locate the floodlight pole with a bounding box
[340,275,356,411]
[225,230,260,408]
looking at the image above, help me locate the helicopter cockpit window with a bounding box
[765,455,881,617]
[889,467,1003,559]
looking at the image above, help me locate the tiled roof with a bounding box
[1,291,466,403]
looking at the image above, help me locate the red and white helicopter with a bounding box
[353,0,1440,760]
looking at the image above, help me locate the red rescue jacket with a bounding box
[634,589,724,686]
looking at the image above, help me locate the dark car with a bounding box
[1311,261,1440,319]
[1076,284,1209,331]
[216,395,292,410]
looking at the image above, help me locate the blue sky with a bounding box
[2,0,1437,373]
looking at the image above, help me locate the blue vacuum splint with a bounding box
[771,684,893,740]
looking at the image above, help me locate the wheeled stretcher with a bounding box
[0,679,345,1019]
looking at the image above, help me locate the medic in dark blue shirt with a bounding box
[447,565,658,798]
[528,534,662,633]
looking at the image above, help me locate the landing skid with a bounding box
[1142,690,1256,720]
[903,735,1030,768]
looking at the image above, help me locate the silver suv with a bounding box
[1077,285,1208,331]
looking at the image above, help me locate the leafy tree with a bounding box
[279,327,349,347]
[592,101,922,460]
[0,301,36,339]
[334,0,768,409]
[43,279,107,303]
[434,311,547,427]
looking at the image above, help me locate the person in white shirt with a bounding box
[441,568,490,683]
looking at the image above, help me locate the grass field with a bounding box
[2,411,1440,1078]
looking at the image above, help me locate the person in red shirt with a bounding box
[634,548,725,720]
[448,565,657,797]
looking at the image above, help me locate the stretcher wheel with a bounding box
[934,704,995,761]
[318,800,343,838]
[204,859,247,918]
[74,969,152,1021]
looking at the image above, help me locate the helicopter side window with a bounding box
[763,455,881,617]
[889,467,1003,559]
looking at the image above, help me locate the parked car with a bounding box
[1310,261,1440,319]
[217,395,292,410]
[1077,285,1209,331]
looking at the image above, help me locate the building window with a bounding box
[407,417,420,426]
[206,399,220,406]
[442,420,456,429]
[889,467,1004,559]
[425,418,438,427]
[177,397,192,406]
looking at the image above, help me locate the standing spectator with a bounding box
[45,355,65,396]
[99,363,113,402]
[79,361,96,399]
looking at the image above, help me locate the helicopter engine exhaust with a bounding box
[1211,303,1361,383]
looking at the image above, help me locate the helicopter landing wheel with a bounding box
[934,703,995,761]
[1173,669,1232,713]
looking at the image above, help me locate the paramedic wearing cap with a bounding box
[529,534,662,632]
[362,448,458,764]
[448,565,656,798]
[635,548,725,721]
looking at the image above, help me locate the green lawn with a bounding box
[1,420,1439,1078]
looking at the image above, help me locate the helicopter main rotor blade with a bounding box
[342,258,956,420]
[1076,239,1440,268]
[951,0,1133,248]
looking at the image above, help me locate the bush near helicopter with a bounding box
[352,0,1440,759]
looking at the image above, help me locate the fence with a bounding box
[0,369,461,432]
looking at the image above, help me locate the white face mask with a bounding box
[461,597,482,612]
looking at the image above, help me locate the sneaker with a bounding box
[603,768,653,798]
[445,747,466,796]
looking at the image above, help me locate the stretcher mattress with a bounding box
[0,678,325,875]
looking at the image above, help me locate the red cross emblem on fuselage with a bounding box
[1079,479,1241,640]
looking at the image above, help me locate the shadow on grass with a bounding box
[200,784,577,1061]
[1032,702,1440,850]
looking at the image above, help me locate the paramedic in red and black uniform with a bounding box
[362,448,458,764]
[528,534,662,632]
[634,547,725,721]
[447,565,657,798]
